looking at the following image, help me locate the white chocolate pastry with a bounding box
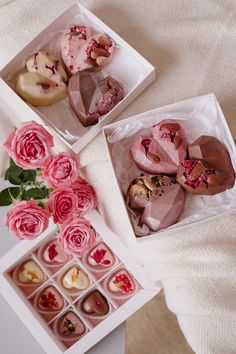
[16,72,67,106]
[26,51,68,87]
[61,25,92,75]
[18,261,44,284]
[62,267,89,290]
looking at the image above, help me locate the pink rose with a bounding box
[5,200,50,240]
[71,179,97,216]
[43,152,79,188]
[46,187,78,224]
[3,121,54,169]
[58,218,96,257]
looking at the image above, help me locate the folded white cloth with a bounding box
[1,1,236,353]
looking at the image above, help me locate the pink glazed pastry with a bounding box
[131,120,187,174]
[61,25,92,74]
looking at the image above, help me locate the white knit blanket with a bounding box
[0,1,236,353]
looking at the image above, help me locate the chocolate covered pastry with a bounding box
[68,73,123,126]
[177,136,235,195]
[127,175,185,234]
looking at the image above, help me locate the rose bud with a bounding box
[5,200,50,240]
[71,179,97,216]
[3,121,54,169]
[46,187,78,224]
[43,152,79,188]
[58,218,96,257]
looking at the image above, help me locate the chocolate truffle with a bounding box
[177,136,235,195]
[86,242,115,269]
[56,311,86,338]
[131,120,187,174]
[108,269,134,295]
[81,290,109,316]
[36,286,64,312]
[62,266,90,291]
[42,239,70,265]
[127,175,185,234]
[68,73,123,127]
[17,260,44,285]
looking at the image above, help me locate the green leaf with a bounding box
[38,201,45,209]
[10,158,16,166]
[22,170,36,183]
[5,165,36,185]
[5,165,24,185]
[22,187,49,201]
[0,187,20,206]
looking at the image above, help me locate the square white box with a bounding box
[0,2,155,154]
[0,211,159,354]
[103,94,236,243]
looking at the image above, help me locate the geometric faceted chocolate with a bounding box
[188,135,235,189]
[68,73,123,127]
[177,159,230,195]
[127,175,185,234]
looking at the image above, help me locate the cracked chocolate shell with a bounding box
[177,136,235,195]
[127,175,185,234]
[68,72,123,127]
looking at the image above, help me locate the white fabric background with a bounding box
[0,1,236,353]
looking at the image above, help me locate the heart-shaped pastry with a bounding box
[42,239,69,265]
[56,311,86,339]
[68,73,123,127]
[127,175,185,234]
[131,120,187,174]
[26,51,68,87]
[36,286,64,312]
[17,260,44,285]
[16,51,68,106]
[87,242,115,269]
[74,33,114,72]
[108,269,134,295]
[81,290,109,316]
[62,266,90,291]
[61,25,92,74]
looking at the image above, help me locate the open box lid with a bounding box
[0,2,155,154]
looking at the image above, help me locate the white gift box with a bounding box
[103,94,236,243]
[0,68,158,353]
[0,2,155,154]
[0,210,159,354]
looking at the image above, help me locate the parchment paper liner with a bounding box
[52,309,88,343]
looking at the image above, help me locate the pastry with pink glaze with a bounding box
[127,175,185,234]
[61,25,92,74]
[131,120,187,174]
[76,34,114,72]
